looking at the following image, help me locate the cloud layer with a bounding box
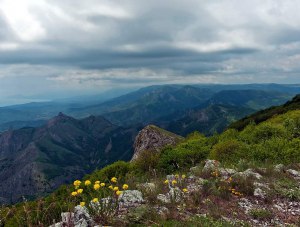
[0,0,300,104]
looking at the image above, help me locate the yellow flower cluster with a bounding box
[182,188,188,193]
[71,177,129,207]
[230,188,243,196]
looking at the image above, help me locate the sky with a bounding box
[0,0,300,105]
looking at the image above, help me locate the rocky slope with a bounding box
[131,125,183,161]
[0,113,138,204]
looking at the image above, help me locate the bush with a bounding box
[131,149,160,174]
[209,140,244,163]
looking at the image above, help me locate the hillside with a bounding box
[229,94,300,130]
[1,100,300,226]
[0,113,138,204]
[158,104,254,136]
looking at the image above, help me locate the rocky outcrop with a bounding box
[131,125,183,161]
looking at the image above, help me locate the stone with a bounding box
[167,187,183,202]
[254,188,266,199]
[202,160,220,173]
[74,205,93,227]
[61,212,74,223]
[287,169,300,178]
[157,194,170,204]
[233,169,262,180]
[137,182,156,193]
[274,164,285,172]
[118,190,144,207]
[131,125,183,161]
[218,168,237,177]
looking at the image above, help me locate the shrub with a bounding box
[209,140,245,163]
[249,208,272,220]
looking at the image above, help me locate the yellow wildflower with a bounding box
[122,184,129,190]
[171,180,177,185]
[116,190,123,196]
[84,180,91,186]
[113,186,119,191]
[77,189,83,194]
[182,188,188,193]
[182,174,186,179]
[95,180,100,184]
[92,198,99,203]
[164,180,169,184]
[80,202,85,207]
[94,184,100,190]
[73,180,81,187]
[100,183,105,187]
[71,191,78,196]
[175,174,179,178]
[108,185,113,190]
[111,177,117,183]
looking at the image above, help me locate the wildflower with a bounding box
[71,191,78,196]
[111,177,117,183]
[171,180,177,185]
[77,189,83,194]
[94,184,100,190]
[175,174,179,178]
[182,174,186,179]
[116,190,123,196]
[113,186,119,191]
[92,198,99,203]
[164,179,169,184]
[122,184,129,190]
[228,177,232,182]
[80,202,85,207]
[95,180,100,184]
[84,180,91,186]
[100,182,105,187]
[73,180,81,188]
[182,188,188,193]
[108,185,113,190]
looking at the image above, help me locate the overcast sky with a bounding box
[0,0,300,105]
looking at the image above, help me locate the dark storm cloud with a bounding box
[0,0,300,105]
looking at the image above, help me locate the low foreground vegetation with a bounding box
[1,110,300,226]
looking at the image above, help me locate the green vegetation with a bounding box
[1,105,300,226]
[229,94,300,130]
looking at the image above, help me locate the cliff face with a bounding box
[0,113,138,204]
[131,125,183,161]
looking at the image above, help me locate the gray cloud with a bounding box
[0,0,300,105]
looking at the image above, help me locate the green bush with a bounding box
[209,140,244,163]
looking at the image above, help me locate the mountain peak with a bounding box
[131,125,183,161]
[47,112,75,127]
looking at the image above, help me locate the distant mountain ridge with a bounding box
[0,113,138,204]
[0,84,299,132]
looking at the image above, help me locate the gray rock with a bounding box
[254,188,266,199]
[157,194,170,204]
[287,169,300,178]
[61,212,74,223]
[233,169,262,180]
[218,168,237,177]
[118,190,144,207]
[131,125,183,161]
[202,160,219,173]
[167,187,183,202]
[274,164,285,172]
[137,182,156,192]
[74,205,93,227]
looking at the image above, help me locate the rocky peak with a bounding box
[46,112,75,127]
[131,125,183,161]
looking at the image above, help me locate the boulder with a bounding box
[118,190,145,207]
[202,160,220,174]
